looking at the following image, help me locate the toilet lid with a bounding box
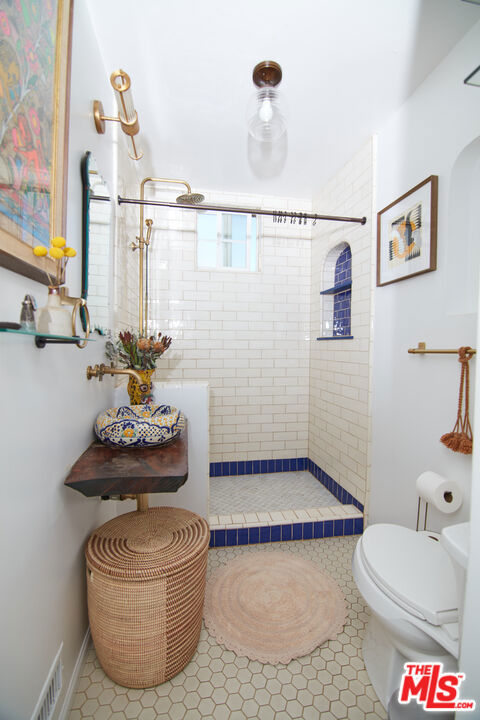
[360,524,458,626]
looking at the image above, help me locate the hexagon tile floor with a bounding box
[69,536,387,720]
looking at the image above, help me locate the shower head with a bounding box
[176,192,205,205]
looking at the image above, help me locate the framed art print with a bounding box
[0,0,73,285]
[377,175,438,287]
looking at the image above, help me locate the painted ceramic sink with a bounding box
[95,404,185,448]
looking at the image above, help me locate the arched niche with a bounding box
[446,135,480,316]
[321,241,352,338]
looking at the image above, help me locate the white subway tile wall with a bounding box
[139,189,312,464]
[115,166,143,330]
[309,139,376,508]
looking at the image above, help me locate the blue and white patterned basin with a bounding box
[94,404,185,448]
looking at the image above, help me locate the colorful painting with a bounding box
[377,176,438,287]
[0,0,72,284]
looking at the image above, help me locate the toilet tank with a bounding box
[441,522,470,635]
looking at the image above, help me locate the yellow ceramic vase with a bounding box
[127,368,154,405]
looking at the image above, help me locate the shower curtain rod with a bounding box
[91,194,367,225]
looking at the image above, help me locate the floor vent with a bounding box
[32,644,63,720]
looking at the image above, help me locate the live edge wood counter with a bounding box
[64,424,188,498]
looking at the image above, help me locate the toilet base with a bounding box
[363,615,457,709]
[363,615,404,708]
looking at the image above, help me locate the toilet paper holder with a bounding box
[416,492,453,531]
[415,470,461,531]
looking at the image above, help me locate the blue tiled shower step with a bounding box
[209,516,364,548]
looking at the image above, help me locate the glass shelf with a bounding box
[0,326,95,348]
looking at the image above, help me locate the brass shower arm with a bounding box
[138,177,191,242]
[136,177,194,335]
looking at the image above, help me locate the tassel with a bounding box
[440,347,474,454]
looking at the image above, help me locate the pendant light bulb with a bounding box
[247,88,286,143]
[259,97,273,123]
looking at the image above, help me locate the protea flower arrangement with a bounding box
[106,330,172,370]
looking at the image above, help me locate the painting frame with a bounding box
[376,175,438,288]
[0,0,74,286]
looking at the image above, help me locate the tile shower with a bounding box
[208,458,363,548]
[112,141,374,534]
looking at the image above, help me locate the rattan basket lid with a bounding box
[86,507,209,580]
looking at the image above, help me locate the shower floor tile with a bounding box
[209,470,341,516]
[68,536,387,720]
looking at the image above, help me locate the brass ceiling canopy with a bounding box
[252,60,282,88]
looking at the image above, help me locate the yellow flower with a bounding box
[63,247,77,257]
[33,245,48,257]
[51,236,66,248]
[49,247,64,259]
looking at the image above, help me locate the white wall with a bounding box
[309,139,376,507]
[369,20,480,533]
[369,18,480,699]
[0,4,119,718]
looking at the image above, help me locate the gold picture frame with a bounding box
[377,175,438,287]
[0,0,73,285]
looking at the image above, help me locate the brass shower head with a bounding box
[176,192,205,205]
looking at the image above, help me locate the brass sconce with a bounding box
[93,69,143,160]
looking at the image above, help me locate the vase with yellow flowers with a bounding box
[33,237,77,337]
[105,330,172,404]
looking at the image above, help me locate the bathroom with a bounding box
[1,1,480,718]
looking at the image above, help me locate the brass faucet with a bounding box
[86,363,148,392]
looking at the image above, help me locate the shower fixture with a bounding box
[93,69,142,160]
[176,190,205,204]
[247,60,286,143]
[134,177,204,335]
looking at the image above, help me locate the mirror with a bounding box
[81,151,111,331]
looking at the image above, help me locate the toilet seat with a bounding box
[359,524,458,626]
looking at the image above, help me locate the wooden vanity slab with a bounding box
[64,424,188,497]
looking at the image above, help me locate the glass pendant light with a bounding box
[247,61,286,143]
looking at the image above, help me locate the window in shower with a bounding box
[196,211,258,271]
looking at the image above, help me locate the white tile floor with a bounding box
[69,536,387,720]
[209,471,341,516]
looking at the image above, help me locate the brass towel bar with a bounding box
[408,342,476,355]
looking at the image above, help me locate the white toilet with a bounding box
[352,522,468,709]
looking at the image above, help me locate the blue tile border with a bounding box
[209,456,308,477]
[209,517,363,548]
[210,456,364,513]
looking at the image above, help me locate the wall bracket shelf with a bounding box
[0,326,94,349]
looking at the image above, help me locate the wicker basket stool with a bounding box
[85,506,210,688]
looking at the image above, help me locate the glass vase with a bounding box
[127,368,154,405]
[37,286,72,336]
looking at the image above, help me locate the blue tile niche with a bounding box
[319,243,353,340]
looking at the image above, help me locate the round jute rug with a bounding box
[203,551,347,664]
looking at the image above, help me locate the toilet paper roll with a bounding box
[416,471,462,513]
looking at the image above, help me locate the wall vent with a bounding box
[31,644,63,720]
